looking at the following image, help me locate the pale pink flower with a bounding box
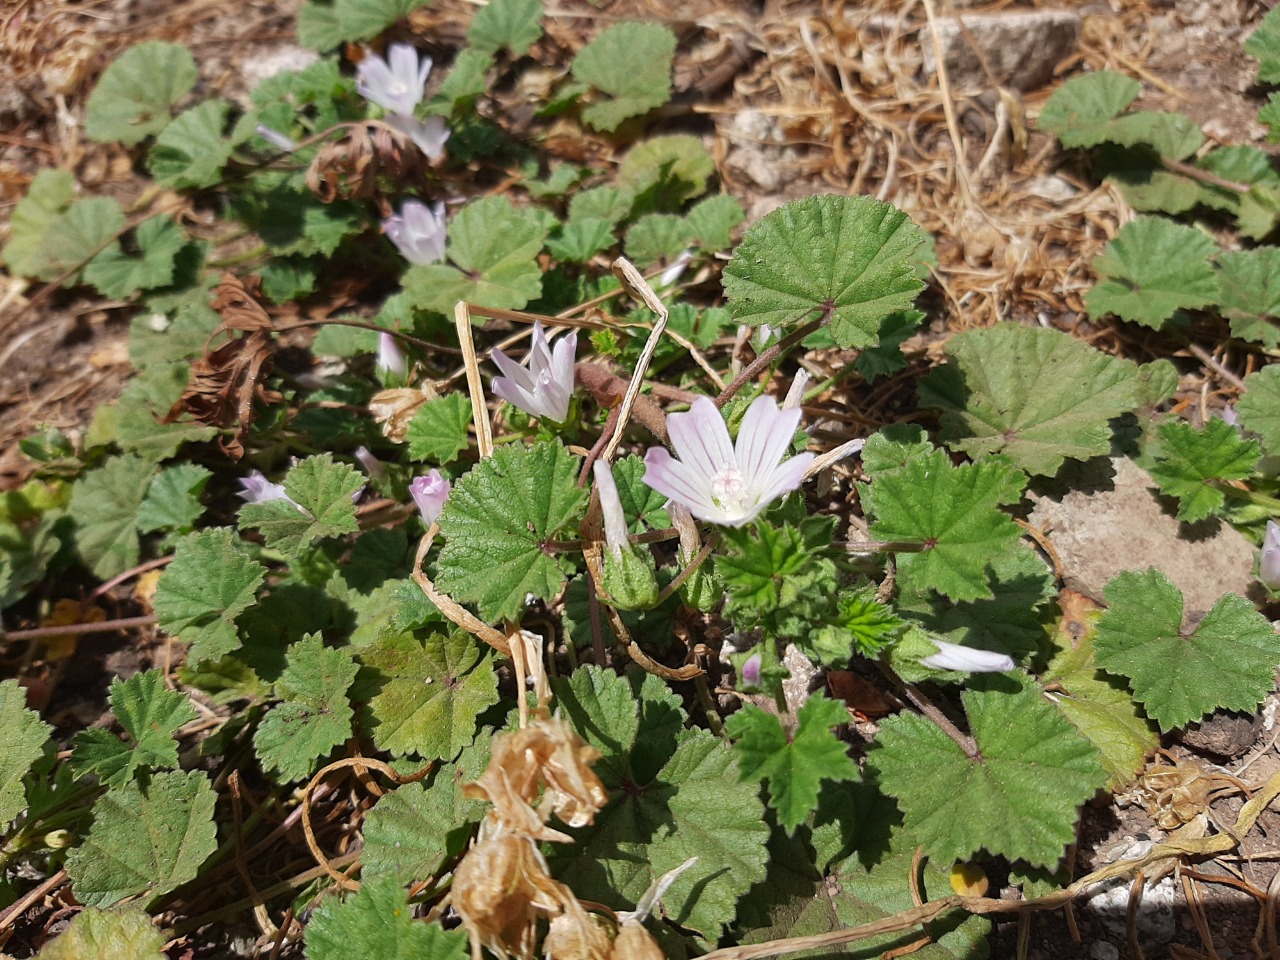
[357,42,431,116]
[384,113,450,161]
[376,333,407,377]
[237,470,306,514]
[410,470,451,526]
[491,321,577,423]
[920,639,1015,673]
[641,395,814,527]
[1261,520,1280,589]
[383,199,447,266]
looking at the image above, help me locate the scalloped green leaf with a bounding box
[1147,418,1260,522]
[36,907,166,960]
[725,692,856,834]
[69,454,156,580]
[1236,364,1280,455]
[551,729,769,940]
[722,195,927,348]
[862,449,1025,602]
[147,100,235,189]
[867,673,1107,868]
[255,635,358,781]
[238,454,364,556]
[406,394,472,464]
[1094,569,1280,731]
[361,630,499,760]
[1084,216,1218,327]
[154,528,267,662]
[435,440,586,621]
[66,770,218,907]
[305,875,469,959]
[85,41,198,144]
[402,195,548,313]
[1037,71,1141,147]
[1246,6,1280,84]
[918,323,1143,475]
[467,0,543,56]
[0,679,51,827]
[1219,247,1280,347]
[572,21,676,131]
[297,0,431,50]
[84,216,187,300]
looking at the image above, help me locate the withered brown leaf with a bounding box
[163,273,282,461]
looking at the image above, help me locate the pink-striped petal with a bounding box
[734,396,802,486]
[642,447,725,522]
[666,397,735,488]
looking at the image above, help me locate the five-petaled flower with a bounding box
[383,199,447,266]
[491,321,577,423]
[357,42,431,116]
[641,394,815,527]
[411,470,451,526]
[356,43,450,160]
[920,638,1014,673]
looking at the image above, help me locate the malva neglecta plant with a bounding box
[5,1,1280,957]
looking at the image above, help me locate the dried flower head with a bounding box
[383,199,447,266]
[451,826,568,960]
[491,321,578,423]
[464,715,607,834]
[642,395,815,527]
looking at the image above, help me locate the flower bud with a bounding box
[410,470,450,526]
[920,638,1014,673]
[377,332,407,379]
[600,545,660,612]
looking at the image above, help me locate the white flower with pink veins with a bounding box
[641,395,815,527]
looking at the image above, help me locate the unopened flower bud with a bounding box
[354,446,387,485]
[740,653,762,687]
[255,124,297,152]
[920,638,1015,673]
[377,332,407,379]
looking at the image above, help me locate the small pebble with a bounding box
[1088,942,1119,960]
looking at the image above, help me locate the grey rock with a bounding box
[1026,457,1257,614]
[920,10,1082,93]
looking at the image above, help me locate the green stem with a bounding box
[208,243,269,269]
[1209,481,1280,512]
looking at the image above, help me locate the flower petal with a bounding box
[642,447,726,523]
[491,347,538,393]
[757,451,815,507]
[734,395,802,487]
[492,377,540,416]
[665,397,735,488]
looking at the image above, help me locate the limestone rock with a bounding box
[921,10,1082,93]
